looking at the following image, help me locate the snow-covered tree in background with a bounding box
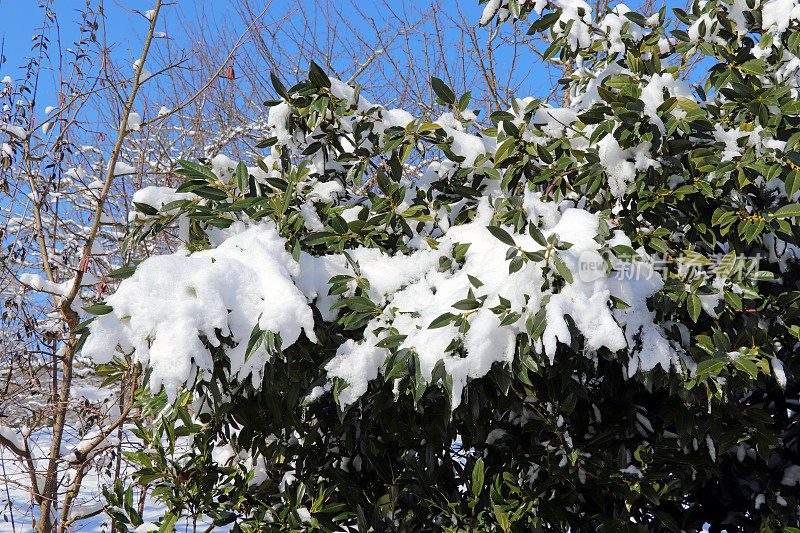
[0,3,174,531]
[85,0,800,530]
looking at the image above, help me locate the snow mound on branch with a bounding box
[83,73,682,408]
[325,199,673,406]
[84,197,673,406]
[129,186,196,222]
[762,0,800,35]
[82,223,316,400]
[126,112,142,131]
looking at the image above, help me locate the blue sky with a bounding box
[0,0,540,118]
[0,0,693,127]
[1,0,161,120]
[1,0,141,73]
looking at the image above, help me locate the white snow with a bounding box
[480,0,503,25]
[0,122,27,140]
[761,0,800,34]
[82,222,317,400]
[782,465,800,486]
[110,161,136,176]
[771,357,787,387]
[133,59,153,83]
[126,112,142,131]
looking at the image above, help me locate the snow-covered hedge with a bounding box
[87,0,800,530]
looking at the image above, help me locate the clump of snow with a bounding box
[620,464,643,477]
[322,199,672,406]
[0,122,27,140]
[480,0,503,25]
[782,464,800,486]
[82,222,317,400]
[599,4,645,54]
[267,102,292,145]
[110,161,136,176]
[688,12,725,44]
[307,180,344,203]
[771,357,787,388]
[126,112,142,131]
[130,186,196,217]
[597,136,658,197]
[382,108,415,129]
[20,273,73,297]
[640,74,694,133]
[552,0,594,51]
[761,0,800,35]
[211,153,237,182]
[133,59,153,83]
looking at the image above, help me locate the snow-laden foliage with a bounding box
[85,79,680,409]
[87,0,800,530]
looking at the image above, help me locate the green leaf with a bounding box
[486,225,516,247]
[508,257,524,274]
[452,298,481,311]
[106,265,136,279]
[431,77,455,104]
[738,58,767,76]
[695,356,729,378]
[235,161,249,194]
[624,11,648,26]
[270,72,288,99]
[526,309,547,339]
[733,357,759,379]
[724,291,743,310]
[770,203,800,218]
[494,137,516,163]
[176,159,217,181]
[83,302,113,315]
[493,505,511,533]
[648,236,670,253]
[552,253,573,284]
[687,293,702,322]
[528,223,547,247]
[786,167,800,198]
[158,513,178,533]
[429,312,455,329]
[192,186,228,202]
[471,458,484,497]
[244,323,266,362]
[467,274,484,288]
[542,38,562,62]
[458,91,472,112]
[376,335,407,349]
[678,250,712,266]
[308,61,331,88]
[743,218,766,243]
[498,311,520,326]
[133,202,158,216]
[656,97,678,114]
